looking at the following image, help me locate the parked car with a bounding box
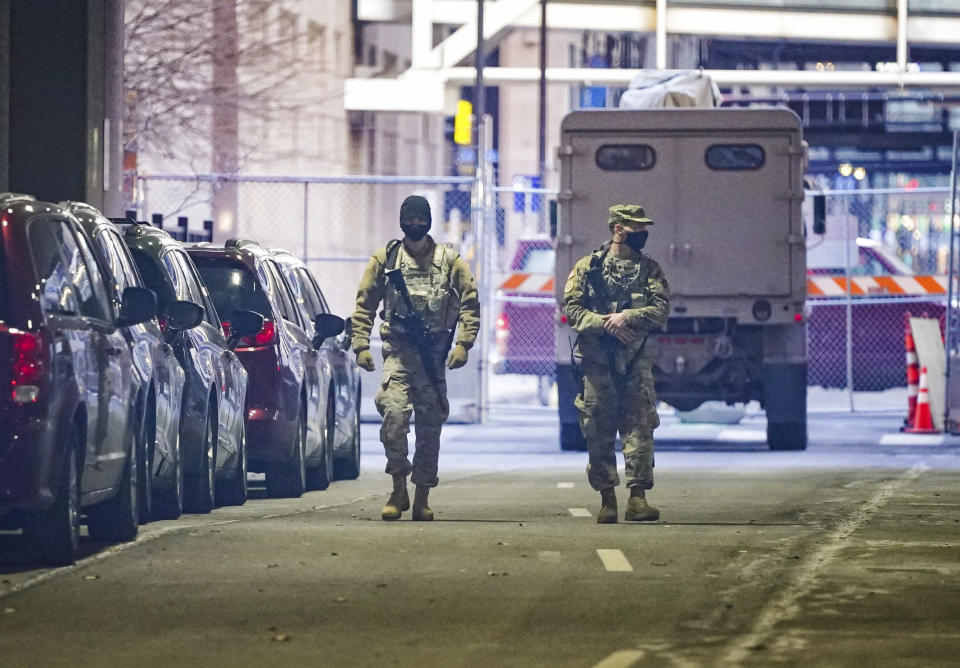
[122,223,256,512]
[186,240,344,498]
[64,202,193,521]
[0,194,156,564]
[806,238,946,390]
[494,237,556,404]
[271,249,361,480]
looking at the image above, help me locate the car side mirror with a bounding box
[227,309,264,349]
[119,286,157,326]
[166,300,204,331]
[313,313,345,348]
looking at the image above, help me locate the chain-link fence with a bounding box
[488,186,558,407]
[806,186,952,411]
[137,174,474,317]
[136,173,957,416]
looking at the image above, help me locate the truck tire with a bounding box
[557,363,587,451]
[764,362,807,451]
[767,422,807,451]
[560,422,587,451]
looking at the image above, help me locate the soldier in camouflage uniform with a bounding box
[563,204,670,523]
[352,195,480,521]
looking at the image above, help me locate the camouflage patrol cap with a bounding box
[608,204,654,227]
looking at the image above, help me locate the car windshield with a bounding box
[522,249,555,274]
[191,257,272,321]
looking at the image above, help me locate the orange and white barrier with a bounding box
[807,275,948,297]
[498,273,554,294]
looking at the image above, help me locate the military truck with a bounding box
[555,108,808,450]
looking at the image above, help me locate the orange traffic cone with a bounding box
[902,314,919,430]
[904,366,939,434]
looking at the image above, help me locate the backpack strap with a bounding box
[385,239,402,271]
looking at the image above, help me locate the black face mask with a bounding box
[401,223,429,242]
[624,230,648,252]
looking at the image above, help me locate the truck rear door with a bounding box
[672,132,795,297]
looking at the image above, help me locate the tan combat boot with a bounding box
[597,487,618,524]
[411,485,434,522]
[381,475,410,521]
[624,487,660,522]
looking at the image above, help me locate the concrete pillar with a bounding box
[0,0,123,213]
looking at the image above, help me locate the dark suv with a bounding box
[65,202,196,521]
[0,194,156,564]
[187,240,344,498]
[122,224,257,512]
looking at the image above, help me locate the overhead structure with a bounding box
[348,0,960,113]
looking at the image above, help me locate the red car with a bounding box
[188,240,344,498]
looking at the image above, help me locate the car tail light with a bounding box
[223,320,276,349]
[11,331,47,403]
[247,320,276,347]
[157,316,168,333]
[496,313,509,332]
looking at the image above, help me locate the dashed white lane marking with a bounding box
[592,649,645,668]
[568,508,592,517]
[597,549,633,572]
[722,462,928,664]
[879,433,945,446]
[557,482,575,488]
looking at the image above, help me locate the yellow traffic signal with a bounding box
[454,100,472,145]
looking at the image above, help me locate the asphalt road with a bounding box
[1,409,959,667]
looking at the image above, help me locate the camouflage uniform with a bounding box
[352,235,480,487]
[563,207,670,492]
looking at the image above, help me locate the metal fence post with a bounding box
[944,131,960,430]
[843,192,855,411]
[475,114,496,423]
[303,181,309,262]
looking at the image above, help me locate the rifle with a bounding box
[384,268,448,397]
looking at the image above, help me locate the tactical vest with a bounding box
[382,240,461,331]
[585,247,652,315]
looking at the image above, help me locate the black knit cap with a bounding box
[399,195,432,226]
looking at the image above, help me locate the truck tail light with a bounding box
[11,331,47,403]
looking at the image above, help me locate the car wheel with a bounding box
[334,381,361,481]
[217,420,248,506]
[184,411,217,513]
[137,410,154,525]
[25,436,81,566]
[87,427,140,543]
[307,393,336,490]
[153,434,184,520]
[267,405,306,498]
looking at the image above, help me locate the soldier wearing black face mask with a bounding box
[351,195,480,521]
[562,204,670,523]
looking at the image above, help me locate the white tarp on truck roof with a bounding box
[619,70,722,109]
